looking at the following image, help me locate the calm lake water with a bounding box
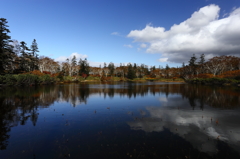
[0,82,240,159]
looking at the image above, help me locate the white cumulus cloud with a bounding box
[127,4,240,63]
[158,58,168,62]
[123,44,133,48]
[111,32,119,35]
[140,43,147,48]
[55,52,88,62]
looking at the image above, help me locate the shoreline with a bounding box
[1,74,239,87]
[185,78,240,87]
[0,80,185,87]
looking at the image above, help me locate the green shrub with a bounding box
[112,77,121,81]
[132,78,146,81]
[0,74,57,86]
[188,77,240,85]
[0,75,5,84]
[62,76,73,82]
[76,76,85,81]
[4,74,16,85]
[15,74,27,85]
[15,74,39,85]
[39,74,55,84]
[86,76,100,81]
[57,73,64,81]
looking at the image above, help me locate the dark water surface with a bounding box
[0,82,240,159]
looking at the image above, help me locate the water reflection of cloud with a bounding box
[127,106,240,155]
[158,95,191,108]
[158,97,167,102]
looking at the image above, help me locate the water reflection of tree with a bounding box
[75,83,240,109]
[0,83,239,150]
[0,97,11,150]
[0,86,57,150]
[59,84,90,106]
[180,84,240,109]
[78,84,89,104]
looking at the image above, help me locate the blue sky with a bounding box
[1,0,240,67]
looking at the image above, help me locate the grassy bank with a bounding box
[0,73,185,87]
[0,74,56,86]
[0,74,124,86]
[128,77,184,82]
[186,77,240,86]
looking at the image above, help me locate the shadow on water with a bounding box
[0,82,240,158]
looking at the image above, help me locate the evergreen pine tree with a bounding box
[165,64,170,77]
[189,54,197,67]
[165,64,170,70]
[198,54,205,74]
[199,54,205,65]
[79,58,89,77]
[71,55,77,67]
[182,62,185,67]
[133,63,137,70]
[0,18,14,74]
[30,39,39,71]
[108,62,115,77]
[19,41,30,72]
[188,54,198,75]
[70,55,77,76]
[144,65,149,75]
[127,63,135,79]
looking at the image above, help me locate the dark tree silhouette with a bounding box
[0,18,14,74]
[78,58,89,77]
[30,39,39,71]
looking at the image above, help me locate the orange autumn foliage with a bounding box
[28,70,45,76]
[42,71,51,75]
[51,73,60,77]
[196,73,214,78]
[28,70,58,77]
[32,93,41,97]
[218,70,240,78]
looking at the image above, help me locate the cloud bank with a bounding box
[111,32,119,35]
[55,53,133,67]
[128,105,240,154]
[123,44,133,48]
[127,4,240,63]
[55,52,88,62]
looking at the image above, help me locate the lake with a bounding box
[0,82,240,159]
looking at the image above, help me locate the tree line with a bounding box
[181,54,240,80]
[1,18,240,81]
[0,18,39,74]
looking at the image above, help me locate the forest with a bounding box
[1,18,240,86]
